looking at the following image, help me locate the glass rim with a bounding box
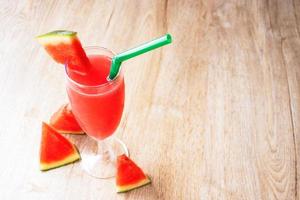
[64,46,123,89]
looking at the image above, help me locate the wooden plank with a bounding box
[279,0,300,198]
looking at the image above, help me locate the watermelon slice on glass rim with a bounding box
[36,30,91,74]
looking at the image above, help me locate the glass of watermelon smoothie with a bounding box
[65,46,128,178]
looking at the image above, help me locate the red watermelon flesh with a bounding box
[50,103,84,134]
[116,154,151,193]
[36,30,90,74]
[40,122,80,171]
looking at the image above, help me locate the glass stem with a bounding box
[97,136,116,164]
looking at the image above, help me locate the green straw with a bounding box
[108,33,172,80]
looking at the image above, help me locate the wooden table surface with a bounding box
[1,0,300,199]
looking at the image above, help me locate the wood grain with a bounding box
[0,0,300,199]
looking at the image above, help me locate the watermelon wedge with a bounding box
[50,103,84,134]
[36,30,90,74]
[116,154,151,193]
[40,122,80,171]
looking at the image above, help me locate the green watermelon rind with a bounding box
[55,129,85,135]
[36,30,78,46]
[36,30,77,39]
[40,144,81,171]
[117,176,151,193]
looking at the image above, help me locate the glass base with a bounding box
[80,136,128,179]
